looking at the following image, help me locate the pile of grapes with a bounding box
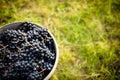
[0,22,56,80]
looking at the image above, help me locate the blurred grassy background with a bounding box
[0,0,120,80]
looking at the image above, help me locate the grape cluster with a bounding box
[0,22,56,80]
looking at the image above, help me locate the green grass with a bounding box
[0,0,120,80]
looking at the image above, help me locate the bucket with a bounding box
[0,22,58,80]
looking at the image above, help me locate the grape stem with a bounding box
[25,36,34,47]
[17,47,24,56]
[1,45,8,60]
[39,66,46,73]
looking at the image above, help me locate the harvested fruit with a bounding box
[0,22,56,80]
